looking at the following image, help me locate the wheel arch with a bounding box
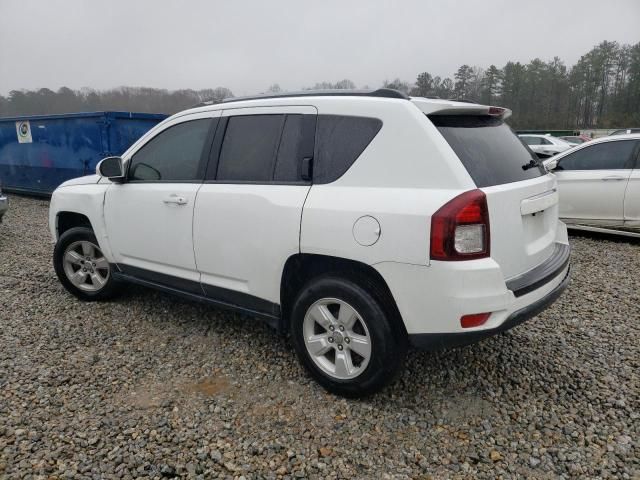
[279,253,407,337]
[55,211,94,239]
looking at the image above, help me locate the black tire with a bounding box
[53,226,121,301]
[290,275,407,398]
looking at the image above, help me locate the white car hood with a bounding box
[58,174,102,188]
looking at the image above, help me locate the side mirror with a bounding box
[544,158,558,171]
[97,156,125,181]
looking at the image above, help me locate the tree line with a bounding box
[1,40,638,129]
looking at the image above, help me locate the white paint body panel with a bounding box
[104,183,201,281]
[553,169,630,225]
[193,105,316,303]
[103,110,222,282]
[376,221,569,334]
[49,94,570,337]
[625,168,640,227]
[548,134,640,231]
[194,184,309,302]
[49,183,111,255]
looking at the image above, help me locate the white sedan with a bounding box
[545,134,640,237]
[519,134,574,157]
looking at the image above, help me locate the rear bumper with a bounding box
[374,220,571,348]
[0,194,8,221]
[408,265,570,350]
[505,242,570,297]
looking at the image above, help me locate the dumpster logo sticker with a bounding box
[16,121,33,143]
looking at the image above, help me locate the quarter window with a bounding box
[557,140,637,170]
[129,119,211,182]
[313,115,383,184]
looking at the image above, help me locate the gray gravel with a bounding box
[0,194,638,479]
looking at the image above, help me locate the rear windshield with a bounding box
[429,115,545,188]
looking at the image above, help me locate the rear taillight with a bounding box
[430,189,490,261]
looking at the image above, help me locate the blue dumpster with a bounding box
[0,111,167,195]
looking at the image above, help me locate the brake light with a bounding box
[430,189,490,261]
[460,312,491,328]
[488,106,506,116]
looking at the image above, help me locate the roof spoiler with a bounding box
[413,98,512,119]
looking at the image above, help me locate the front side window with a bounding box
[557,140,637,171]
[129,119,211,181]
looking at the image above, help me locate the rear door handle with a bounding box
[602,176,626,181]
[163,194,188,205]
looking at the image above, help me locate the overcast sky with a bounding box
[1,0,639,96]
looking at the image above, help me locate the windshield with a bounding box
[429,115,545,188]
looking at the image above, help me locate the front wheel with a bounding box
[53,227,121,301]
[290,276,406,397]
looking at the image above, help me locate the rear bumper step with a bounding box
[409,264,570,351]
[505,242,570,298]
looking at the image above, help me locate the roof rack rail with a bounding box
[200,88,409,105]
[191,99,217,108]
[191,89,409,109]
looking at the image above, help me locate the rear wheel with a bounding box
[53,227,121,301]
[290,275,406,397]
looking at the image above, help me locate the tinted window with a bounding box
[521,136,541,145]
[540,137,553,145]
[314,115,382,184]
[129,119,211,181]
[561,136,585,144]
[610,129,640,135]
[431,115,544,188]
[557,140,637,170]
[216,115,284,182]
[274,114,316,182]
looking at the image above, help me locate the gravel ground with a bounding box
[0,194,638,479]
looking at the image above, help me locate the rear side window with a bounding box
[129,119,211,182]
[313,115,382,184]
[556,140,637,171]
[216,115,284,182]
[430,115,544,188]
[274,114,316,182]
[213,114,315,183]
[521,136,541,145]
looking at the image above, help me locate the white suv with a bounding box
[49,89,570,397]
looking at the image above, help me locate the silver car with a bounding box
[0,181,8,223]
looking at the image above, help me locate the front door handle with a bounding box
[602,176,626,181]
[163,194,188,205]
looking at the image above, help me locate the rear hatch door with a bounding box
[429,113,559,279]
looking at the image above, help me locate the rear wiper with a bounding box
[521,158,541,171]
